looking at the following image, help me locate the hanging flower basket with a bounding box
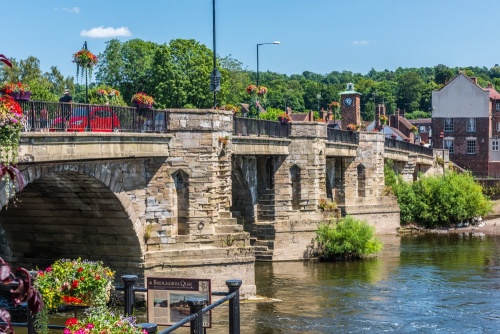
[131,92,154,109]
[73,49,98,80]
[1,82,32,100]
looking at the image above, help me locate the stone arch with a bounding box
[0,160,156,282]
[171,169,190,235]
[290,164,301,210]
[357,163,366,197]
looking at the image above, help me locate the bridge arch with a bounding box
[0,160,160,281]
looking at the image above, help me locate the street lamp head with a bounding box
[273,41,281,44]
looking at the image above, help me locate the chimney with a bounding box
[470,76,478,85]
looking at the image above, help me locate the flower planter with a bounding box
[133,100,152,109]
[7,92,20,100]
[18,92,32,101]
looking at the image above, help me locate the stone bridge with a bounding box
[0,108,447,296]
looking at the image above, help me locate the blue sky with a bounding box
[3,0,499,80]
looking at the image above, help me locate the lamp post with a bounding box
[209,0,221,109]
[256,41,280,87]
[256,41,280,118]
[316,93,321,114]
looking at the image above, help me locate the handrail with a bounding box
[384,137,433,156]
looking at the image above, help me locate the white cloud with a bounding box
[352,40,375,46]
[62,7,80,13]
[80,26,132,38]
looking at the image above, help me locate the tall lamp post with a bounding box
[256,41,280,87]
[209,0,221,109]
[255,41,280,118]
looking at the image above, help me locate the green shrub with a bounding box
[315,215,383,261]
[385,163,492,227]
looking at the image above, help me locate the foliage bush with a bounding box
[315,215,382,261]
[385,162,492,227]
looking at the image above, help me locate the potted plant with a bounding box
[257,86,268,96]
[246,85,258,94]
[410,125,419,135]
[34,258,115,334]
[0,81,32,100]
[73,49,98,80]
[131,92,154,109]
[64,308,147,334]
[346,123,357,132]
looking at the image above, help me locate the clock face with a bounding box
[344,97,353,106]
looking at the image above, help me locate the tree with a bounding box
[396,71,425,112]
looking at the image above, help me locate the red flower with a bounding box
[65,317,78,327]
[77,267,84,273]
[71,279,79,289]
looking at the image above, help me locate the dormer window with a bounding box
[496,102,500,111]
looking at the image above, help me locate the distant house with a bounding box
[431,72,500,177]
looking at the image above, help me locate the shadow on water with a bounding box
[3,234,500,333]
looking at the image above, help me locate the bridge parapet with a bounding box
[18,132,170,162]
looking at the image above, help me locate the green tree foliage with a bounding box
[385,164,492,227]
[6,38,500,117]
[315,215,383,261]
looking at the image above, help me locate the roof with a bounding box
[409,118,431,124]
[289,113,309,122]
[486,87,500,100]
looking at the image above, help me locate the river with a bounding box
[8,233,500,333]
[217,233,500,334]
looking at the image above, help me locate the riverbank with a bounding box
[399,217,500,236]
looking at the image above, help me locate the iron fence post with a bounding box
[226,279,242,334]
[122,275,138,317]
[187,297,206,334]
[27,309,36,334]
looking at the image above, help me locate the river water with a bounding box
[9,233,500,333]
[225,233,500,334]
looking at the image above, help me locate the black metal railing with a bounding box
[384,137,434,156]
[233,117,289,138]
[326,128,359,144]
[3,275,242,334]
[16,100,169,134]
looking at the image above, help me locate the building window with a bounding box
[467,139,476,155]
[444,118,453,131]
[444,138,454,154]
[419,125,426,132]
[496,102,500,111]
[466,118,476,132]
[493,140,499,151]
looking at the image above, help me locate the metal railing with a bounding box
[233,117,289,138]
[326,128,359,144]
[384,137,434,156]
[3,275,242,334]
[17,100,169,134]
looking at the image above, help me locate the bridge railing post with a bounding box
[226,279,242,334]
[122,275,138,317]
[187,297,206,334]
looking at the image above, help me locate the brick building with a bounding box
[431,72,500,177]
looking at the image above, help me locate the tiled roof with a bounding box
[409,118,431,124]
[486,87,500,100]
[289,113,309,121]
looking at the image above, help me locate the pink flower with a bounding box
[86,323,95,329]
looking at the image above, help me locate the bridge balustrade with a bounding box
[384,137,433,156]
[326,128,359,144]
[17,100,169,134]
[233,117,289,138]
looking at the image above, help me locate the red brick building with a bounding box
[431,73,500,177]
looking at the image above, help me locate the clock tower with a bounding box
[340,83,362,130]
